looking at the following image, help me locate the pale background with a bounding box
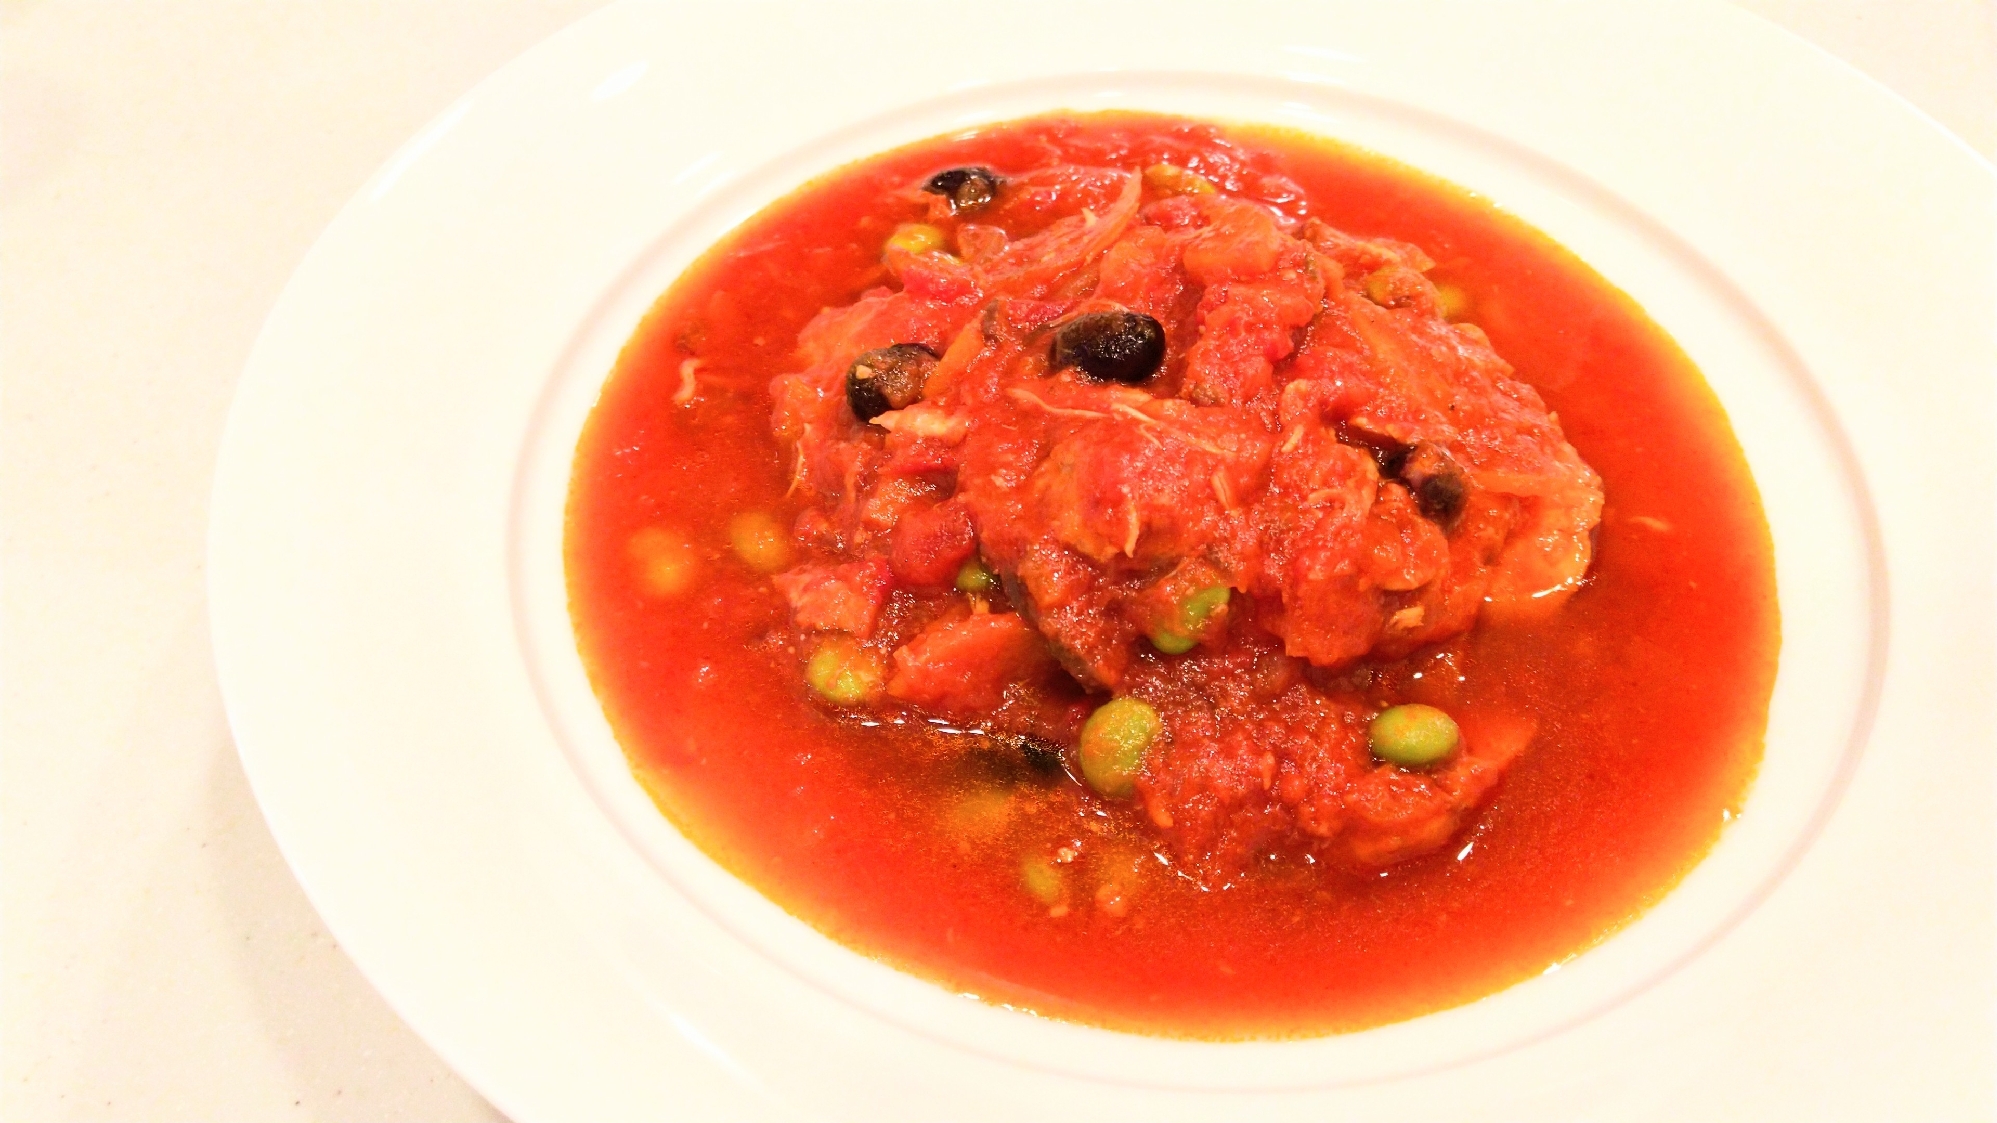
[3,2,1992,1120]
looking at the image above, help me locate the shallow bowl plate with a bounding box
[210,2,1994,1118]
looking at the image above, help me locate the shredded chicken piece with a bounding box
[1006,388,1110,420]
[672,358,703,404]
[872,403,968,443]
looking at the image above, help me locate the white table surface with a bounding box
[4,3,1991,1120]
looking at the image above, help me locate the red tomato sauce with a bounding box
[566,113,1777,1037]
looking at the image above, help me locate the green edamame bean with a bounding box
[627,526,697,597]
[727,511,793,574]
[955,558,997,595]
[886,223,947,256]
[1020,854,1063,906]
[805,636,884,707]
[1148,585,1230,654]
[1078,697,1162,798]
[1368,704,1460,768]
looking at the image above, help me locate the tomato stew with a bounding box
[566,113,1777,1037]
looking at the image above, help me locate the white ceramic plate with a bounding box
[210,2,1995,1118]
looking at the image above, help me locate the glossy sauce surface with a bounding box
[566,114,1777,1036]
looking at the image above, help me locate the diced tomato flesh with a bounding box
[772,558,892,638]
[887,613,1055,715]
[888,501,977,587]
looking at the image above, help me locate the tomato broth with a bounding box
[565,113,1777,1036]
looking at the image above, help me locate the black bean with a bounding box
[1049,310,1166,385]
[921,166,1003,214]
[845,343,938,422]
[1014,734,1068,775]
[1395,441,1468,524]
